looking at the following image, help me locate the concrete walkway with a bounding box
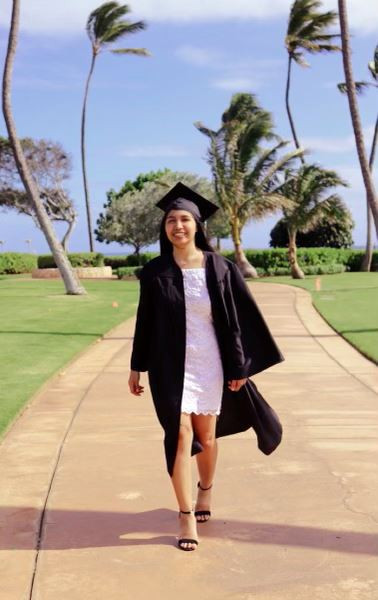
[0,283,377,600]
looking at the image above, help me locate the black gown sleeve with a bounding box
[224,260,284,379]
[223,261,255,379]
[130,269,153,372]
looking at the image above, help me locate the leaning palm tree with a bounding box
[195,93,304,277]
[285,0,340,161]
[81,2,150,251]
[338,0,378,237]
[276,164,349,278]
[2,0,85,295]
[338,44,378,270]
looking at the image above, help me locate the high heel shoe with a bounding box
[194,481,212,522]
[178,510,199,551]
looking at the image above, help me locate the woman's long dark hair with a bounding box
[159,211,215,255]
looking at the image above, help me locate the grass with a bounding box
[0,277,139,438]
[252,272,378,363]
[1,271,376,440]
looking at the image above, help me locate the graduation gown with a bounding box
[130,250,284,475]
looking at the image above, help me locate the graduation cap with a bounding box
[155,182,219,222]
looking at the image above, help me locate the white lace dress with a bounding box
[180,268,224,415]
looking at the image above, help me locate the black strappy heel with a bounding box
[178,510,199,551]
[194,481,213,522]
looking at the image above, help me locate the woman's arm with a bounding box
[128,370,145,396]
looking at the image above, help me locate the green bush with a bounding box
[270,217,354,248]
[220,248,377,273]
[109,248,377,278]
[38,252,104,268]
[116,266,142,279]
[0,252,37,274]
[105,252,158,268]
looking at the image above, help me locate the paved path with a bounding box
[0,283,377,600]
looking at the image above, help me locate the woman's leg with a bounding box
[192,414,218,521]
[171,413,198,549]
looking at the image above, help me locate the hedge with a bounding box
[37,252,104,268]
[104,253,158,268]
[117,266,143,279]
[220,248,378,272]
[0,252,38,274]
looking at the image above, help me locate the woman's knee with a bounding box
[177,417,193,448]
[198,434,216,451]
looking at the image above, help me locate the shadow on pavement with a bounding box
[2,506,377,555]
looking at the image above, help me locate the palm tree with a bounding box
[338,44,378,270]
[195,93,304,277]
[81,2,150,251]
[2,0,85,295]
[285,0,340,161]
[276,164,349,278]
[338,0,378,238]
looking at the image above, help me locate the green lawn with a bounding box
[252,272,378,364]
[0,277,139,438]
[1,272,377,440]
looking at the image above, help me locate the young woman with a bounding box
[128,182,284,551]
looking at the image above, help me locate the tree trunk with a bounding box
[81,51,96,252]
[338,0,378,237]
[61,217,77,252]
[231,217,258,278]
[2,0,85,295]
[288,228,305,279]
[361,114,378,271]
[285,54,305,164]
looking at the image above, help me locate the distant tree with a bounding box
[0,137,77,250]
[338,0,378,237]
[109,168,171,199]
[338,44,378,270]
[96,180,162,255]
[270,213,354,248]
[195,93,303,277]
[82,2,150,251]
[275,164,349,278]
[2,0,84,293]
[285,0,340,160]
[207,208,231,250]
[96,170,221,258]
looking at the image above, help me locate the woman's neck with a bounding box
[173,245,204,268]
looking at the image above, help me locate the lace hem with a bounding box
[181,409,220,416]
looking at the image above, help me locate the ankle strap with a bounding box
[179,509,192,514]
[198,481,213,491]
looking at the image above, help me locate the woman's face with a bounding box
[164,209,197,248]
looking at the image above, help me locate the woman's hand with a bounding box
[227,378,247,392]
[128,370,145,396]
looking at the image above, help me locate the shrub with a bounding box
[116,266,142,279]
[110,248,377,278]
[104,252,158,268]
[0,252,37,274]
[270,217,354,248]
[220,248,377,274]
[38,252,104,268]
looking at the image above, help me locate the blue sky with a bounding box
[1,0,377,254]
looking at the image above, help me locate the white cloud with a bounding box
[120,145,190,158]
[302,124,376,154]
[1,0,377,35]
[176,45,284,90]
[212,77,260,91]
[175,46,222,68]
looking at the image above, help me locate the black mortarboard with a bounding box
[155,182,219,222]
